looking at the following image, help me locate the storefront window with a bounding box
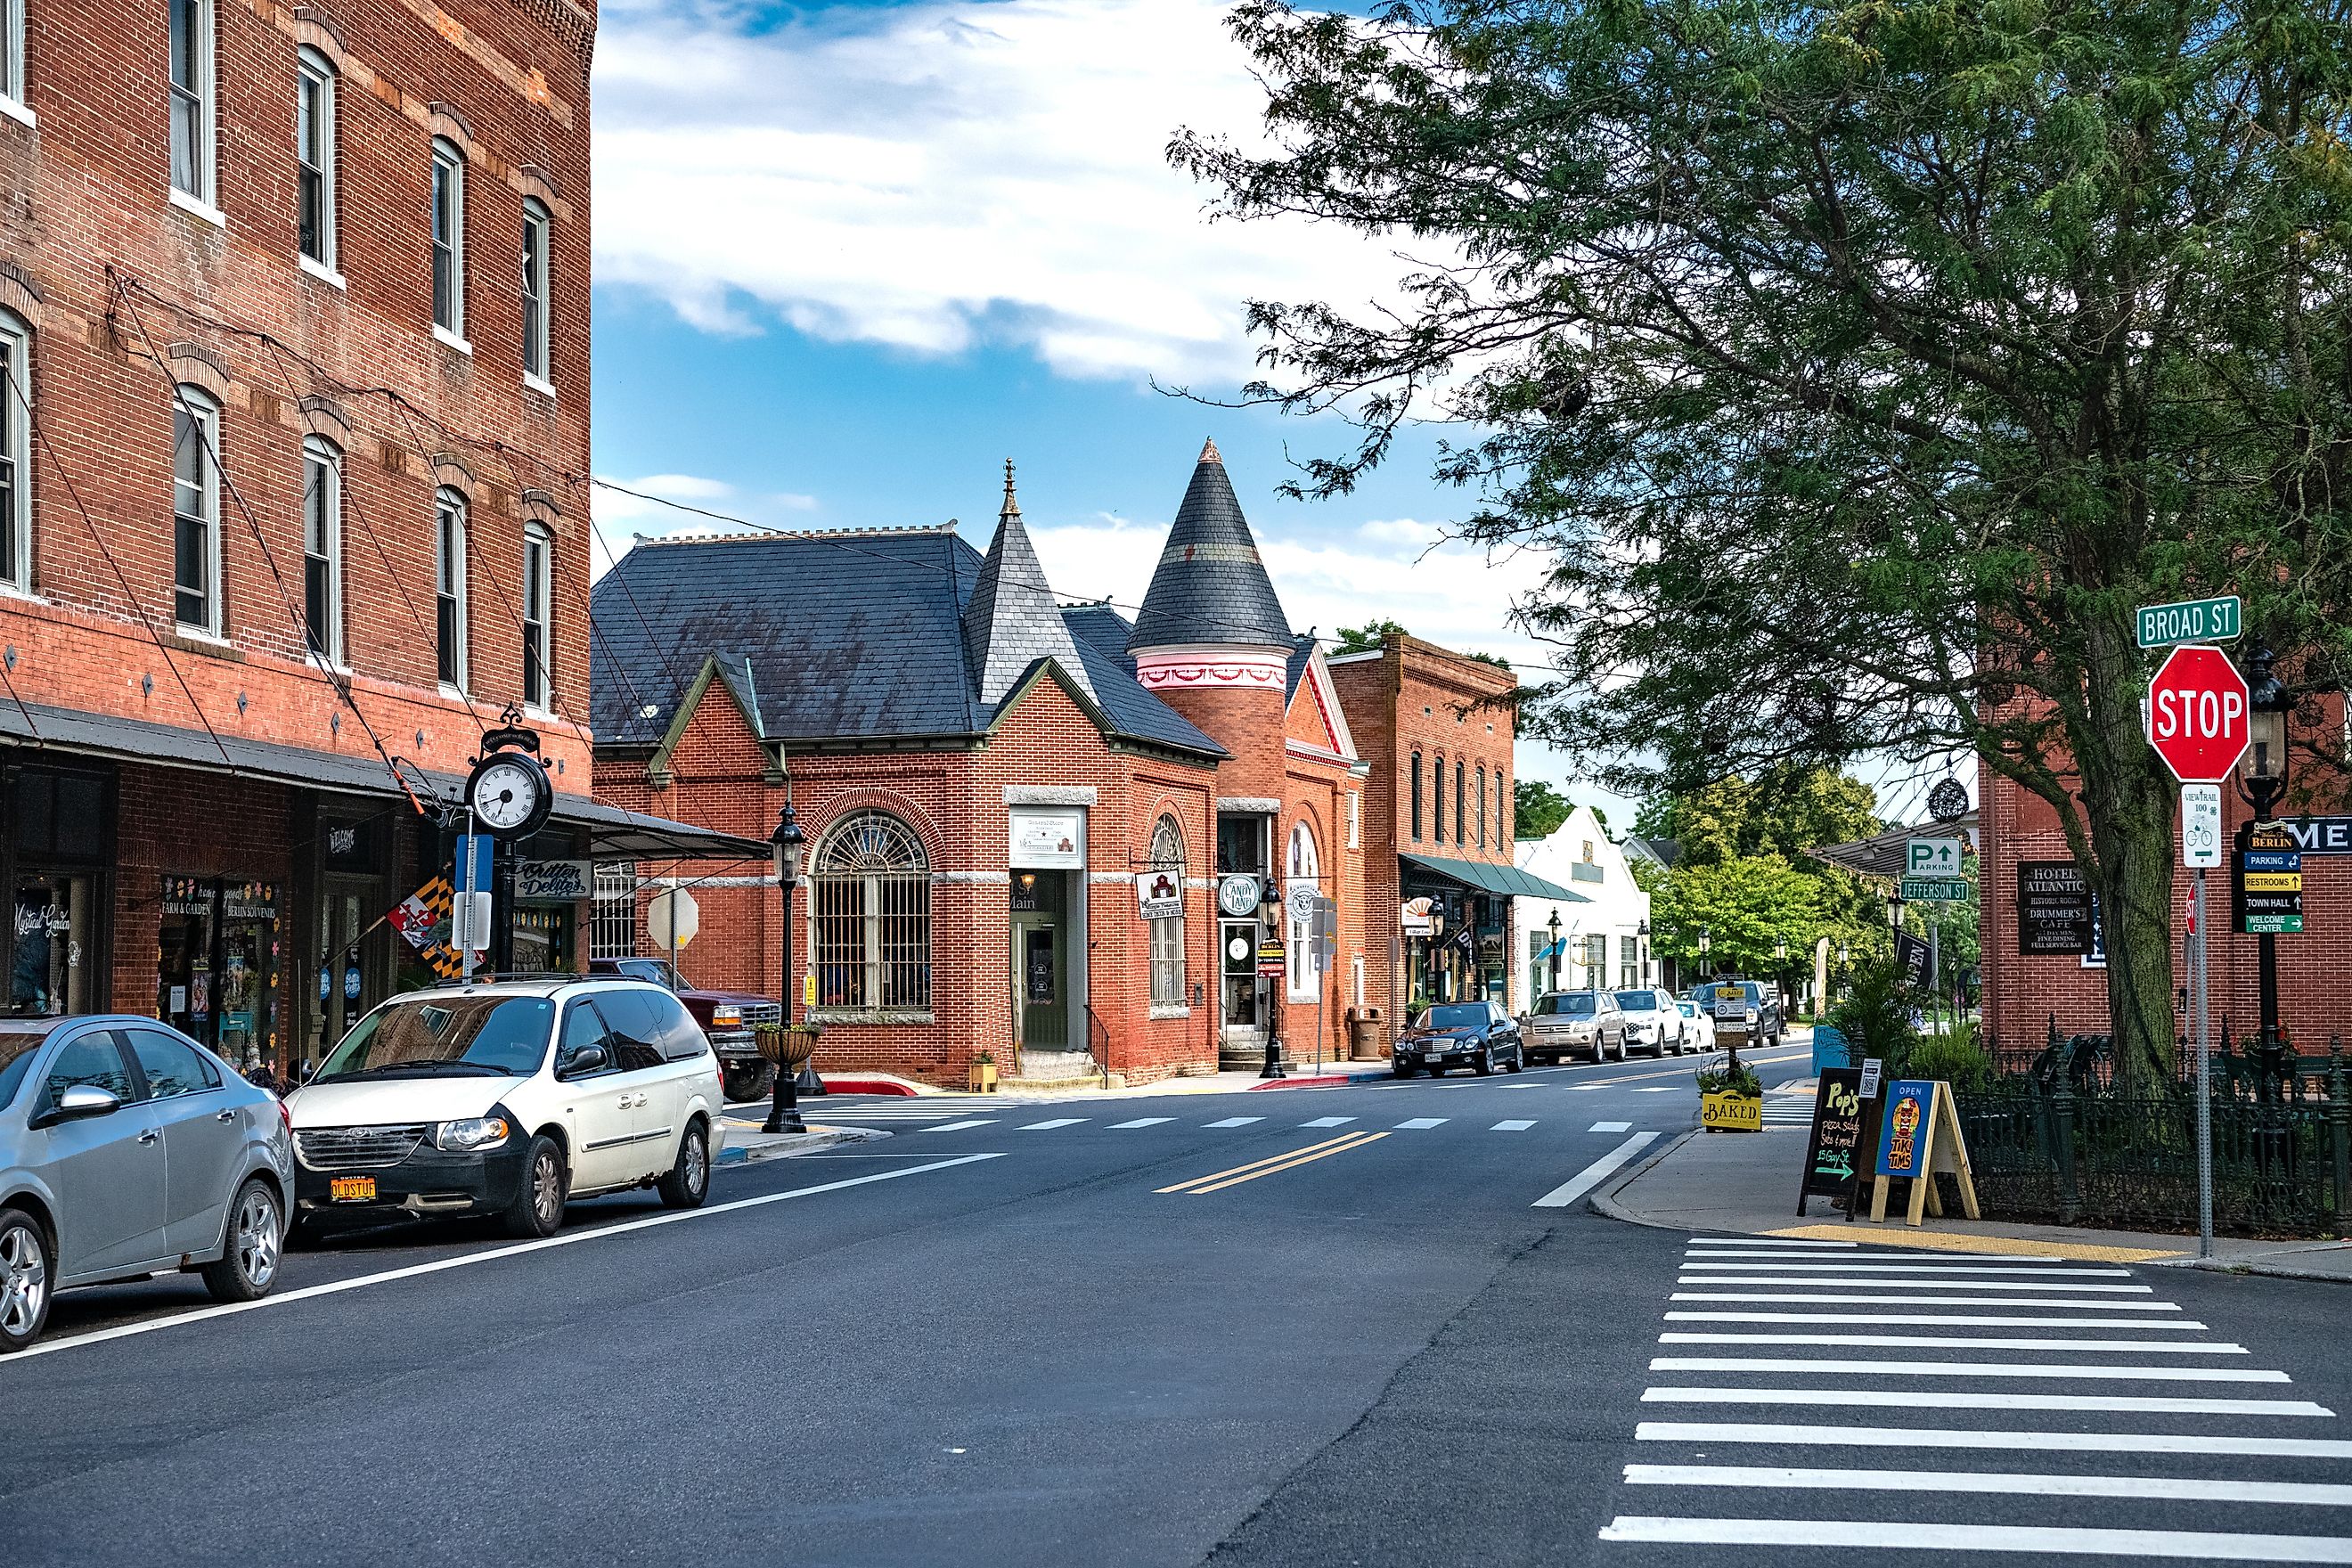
[159,875,282,1074]
[1147,816,1185,1009]
[514,904,573,972]
[10,873,89,1017]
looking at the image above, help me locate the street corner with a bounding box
[718,1124,891,1166]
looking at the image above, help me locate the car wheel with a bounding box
[1391,1063,1415,1079]
[721,1061,772,1104]
[658,1119,712,1210]
[1474,1048,1494,1077]
[0,1208,51,1354]
[1508,1046,1526,1074]
[199,1178,283,1304]
[503,1135,568,1239]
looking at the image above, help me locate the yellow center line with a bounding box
[1186,1131,1391,1195]
[1155,1131,1375,1194]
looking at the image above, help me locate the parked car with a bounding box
[284,977,724,1244]
[1613,987,1687,1058]
[0,1017,294,1354]
[1395,1001,1524,1077]
[1674,998,1715,1049]
[1687,979,1785,1045]
[1524,989,1628,1063]
[589,958,781,1103]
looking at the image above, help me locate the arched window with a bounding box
[1455,758,1466,846]
[171,386,220,632]
[812,812,930,1013]
[1496,770,1507,845]
[522,520,552,709]
[1286,820,1319,1001]
[1475,765,1486,849]
[1147,814,1185,1009]
[301,436,340,661]
[0,309,30,592]
[297,46,336,269]
[1409,752,1423,841]
[434,486,467,690]
[1433,756,1446,845]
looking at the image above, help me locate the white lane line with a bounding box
[1637,1422,2352,1459]
[1491,1119,1537,1131]
[1665,1311,2209,1328]
[1622,1464,2352,1508]
[1597,1517,2352,1561]
[1648,1356,2288,1384]
[1678,1262,2134,1276]
[1301,1116,1356,1129]
[1109,1117,1172,1129]
[1590,1121,1633,1133]
[1659,1334,2247,1353]
[921,1119,1000,1132]
[1678,1277,2153,1293]
[1532,1131,1660,1208]
[5,1152,1009,1367]
[1204,1116,1263,1129]
[1018,1118,1087,1131]
[1672,1294,2182,1311]
[1394,1117,1448,1130]
[1633,1086,1681,1093]
[1638,1386,2332,1417]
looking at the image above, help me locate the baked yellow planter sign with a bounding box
[1701,1091,1762,1132]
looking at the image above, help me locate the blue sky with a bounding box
[587,0,1616,813]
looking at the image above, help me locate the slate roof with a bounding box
[1056,606,1227,756]
[1129,440,1293,652]
[591,527,1221,760]
[962,471,1097,708]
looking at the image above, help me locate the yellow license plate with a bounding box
[330,1175,377,1203]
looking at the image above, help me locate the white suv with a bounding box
[284,978,725,1240]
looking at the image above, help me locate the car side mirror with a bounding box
[33,1083,122,1129]
[561,1044,608,1078]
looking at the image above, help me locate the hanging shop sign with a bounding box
[1218,874,1262,919]
[514,859,592,902]
[2017,861,2095,954]
[1894,932,1932,989]
[1136,869,1183,921]
[1009,809,1085,870]
[1400,896,1436,935]
[1256,938,1287,978]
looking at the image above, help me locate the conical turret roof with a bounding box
[962,461,1098,708]
[1128,439,1291,652]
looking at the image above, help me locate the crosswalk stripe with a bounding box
[1678,1262,2134,1276]
[1665,1311,2210,1328]
[1685,1249,2029,1261]
[1621,1464,2352,1508]
[1109,1117,1172,1129]
[1590,1121,1632,1132]
[1678,1278,2153,1293]
[1638,1386,2332,1417]
[1671,1294,2182,1310]
[1635,1421,2352,1459]
[1204,1116,1263,1129]
[1647,1356,2288,1384]
[1300,1116,1355,1129]
[1659,1334,2247,1353]
[920,1119,998,1132]
[1532,1131,1660,1208]
[1596,1516,2352,1561]
[1491,1119,1537,1131]
[1394,1117,1448,1130]
[1018,1118,1087,1131]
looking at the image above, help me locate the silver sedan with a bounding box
[0,1017,294,1352]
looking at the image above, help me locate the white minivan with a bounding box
[284,978,726,1240]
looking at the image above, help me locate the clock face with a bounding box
[470,756,543,831]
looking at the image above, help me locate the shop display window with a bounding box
[10,873,89,1017]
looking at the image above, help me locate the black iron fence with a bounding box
[1955,1025,2352,1237]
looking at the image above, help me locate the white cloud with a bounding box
[592,0,1413,380]
[588,471,819,576]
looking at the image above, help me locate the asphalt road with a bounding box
[9,1042,2349,1567]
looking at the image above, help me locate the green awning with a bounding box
[1401,853,1589,903]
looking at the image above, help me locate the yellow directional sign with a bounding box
[2244,872,2304,893]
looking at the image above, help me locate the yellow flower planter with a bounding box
[1700,1090,1762,1132]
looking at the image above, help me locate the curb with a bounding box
[2168,1254,2352,1286]
[1247,1070,1388,1090]
[1584,1125,1701,1228]
[718,1125,887,1167]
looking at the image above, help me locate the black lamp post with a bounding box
[1696,925,1711,975]
[2240,647,2291,1084]
[1546,908,1562,993]
[763,802,807,1135]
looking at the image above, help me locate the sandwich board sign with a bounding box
[1867,1078,1980,1227]
[1796,1068,1867,1216]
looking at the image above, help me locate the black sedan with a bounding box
[1393,1001,1524,1078]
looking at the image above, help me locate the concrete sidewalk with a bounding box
[1593,1090,2352,1281]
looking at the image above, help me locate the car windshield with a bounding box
[609,959,674,989]
[315,996,554,1082]
[1534,993,1597,1017]
[0,1028,49,1108]
[1422,1005,1489,1029]
[1615,990,1656,1010]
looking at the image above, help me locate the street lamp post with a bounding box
[2240,647,2292,1090]
[763,803,808,1135]
[1697,925,1711,975]
[1546,908,1562,994]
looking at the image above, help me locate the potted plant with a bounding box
[1695,1058,1763,1132]
[968,1049,998,1093]
[755,1021,822,1069]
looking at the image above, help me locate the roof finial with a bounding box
[1000,458,1020,519]
[1199,436,1221,466]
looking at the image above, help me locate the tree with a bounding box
[1334,618,1410,655]
[1175,0,2352,1082]
[1648,854,1833,980]
[1515,779,1572,839]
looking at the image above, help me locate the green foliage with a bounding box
[1333,618,1410,655]
[1174,0,2352,1081]
[1828,961,1922,1077]
[1696,1060,1763,1098]
[1649,853,1825,976]
[1908,1022,1994,1094]
[1515,779,1573,838]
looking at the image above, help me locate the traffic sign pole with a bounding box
[2193,870,2213,1260]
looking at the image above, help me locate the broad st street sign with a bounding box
[2136,594,2242,649]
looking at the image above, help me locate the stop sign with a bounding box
[2147,645,2250,782]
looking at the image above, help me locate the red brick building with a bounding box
[593,445,1374,1087]
[0,0,722,1075]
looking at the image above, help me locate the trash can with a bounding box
[1346,1005,1385,1060]
[1811,1024,1850,1072]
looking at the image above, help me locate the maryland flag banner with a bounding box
[388,876,468,980]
